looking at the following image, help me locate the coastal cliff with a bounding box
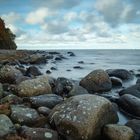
[0,18,17,50]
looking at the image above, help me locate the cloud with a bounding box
[95,0,140,26]
[25,7,50,25]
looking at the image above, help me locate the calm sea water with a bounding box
[40,49,140,81]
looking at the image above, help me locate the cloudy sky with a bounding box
[0,0,140,49]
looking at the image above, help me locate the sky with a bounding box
[0,0,140,49]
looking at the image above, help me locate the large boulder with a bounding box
[110,77,122,87]
[27,94,63,109]
[106,69,133,80]
[10,105,40,126]
[118,94,140,117]
[0,65,23,84]
[125,119,140,140]
[49,94,118,140]
[20,126,58,140]
[0,114,15,138]
[103,124,134,140]
[17,75,52,97]
[0,18,17,50]
[119,84,140,98]
[80,69,112,93]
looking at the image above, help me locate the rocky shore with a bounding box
[0,50,139,140]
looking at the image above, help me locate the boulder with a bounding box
[103,124,134,140]
[0,103,11,115]
[106,69,133,80]
[17,75,52,97]
[25,66,42,77]
[125,119,140,140]
[67,85,89,97]
[0,18,17,50]
[110,77,122,87]
[118,94,140,117]
[136,79,140,84]
[10,105,40,126]
[0,65,23,84]
[80,69,112,93]
[49,94,118,140]
[28,94,63,109]
[0,83,3,99]
[37,106,51,116]
[20,126,58,140]
[0,114,15,138]
[54,77,73,96]
[119,84,140,98]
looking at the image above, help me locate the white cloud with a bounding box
[64,12,77,22]
[25,7,50,24]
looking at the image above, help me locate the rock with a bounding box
[0,83,3,99]
[67,52,75,56]
[119,84,140,98]
[110,77,122,87]
[0,65,23,84]
[103,124,134,140]
[54,77,73,96]
[78,61,84,64]
[0,94,22,104]
[0,114,15,138]
[67,85,89,97]
[10,105,40,126]
[37,106,51,116]
[136,79,140,84]
[118,94,140,117]
[106,69,133,80]
[49,94,118,140]
[125,119,140,140]
[25,66,42,77]
[20,126,58,140]
[17,75,52,97]
[50,67,57,70]
[0,103,11,115]
[0,18,17,50]
[55,57,62,61]
[15,76,31,84]
[73,66,83,69]
[80,69,112,93]
[28,94,63,109]
[46,70,52,74]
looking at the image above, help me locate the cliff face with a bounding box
[0,18,17,50]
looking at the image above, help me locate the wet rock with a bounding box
[66,69,71,71]
[46,70,52,74]
[0,103,11,115]
[67,52,75,56]
[80,69,112,93]
[0,114,15,138]
[20,126,58,140]
[106,69,133,80]
[103,124,134,140]
[125,119,140,140]
[55,57,62,61]
[49,52,60,55]
[136,79,140,84]
[78,61,84,64]
[110,77,122,87]
[15,76,31,84]
[73,66,83,69]
[119,84,140,98]
[0,83,3,99]
[0,65,23,84]
[37,106,51,116]
[118,94,140,117]
[67,85,89,97]
[54,77,73,96]
[10,105,40,126]
[50,67,57,70]
[20,54,47,64]
[49,94,118,140]
[0,94,22,104]
[25,66,42,77]
[28,94,63,109]
[17,75,52,97]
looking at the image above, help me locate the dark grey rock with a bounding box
[38,106,51,116]
[110,77,122,87]
[26,66,42,77]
